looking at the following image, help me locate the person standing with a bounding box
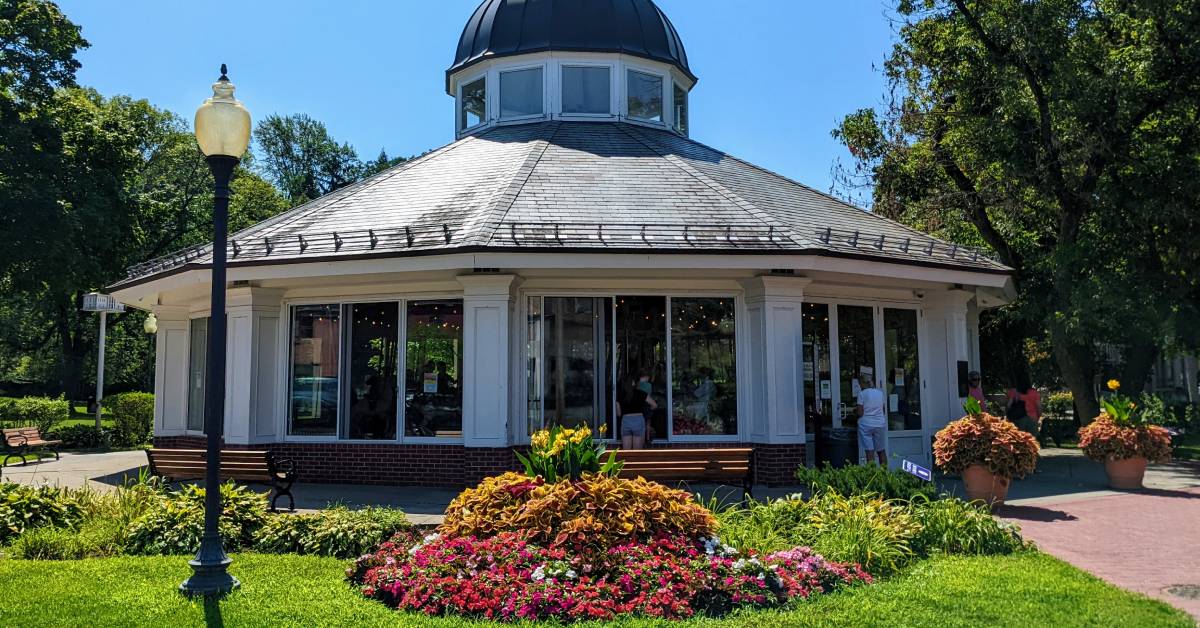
[1005,374,1041,437]
[967,370,986,406]
[854,373,888,465]
[617,382,655,450]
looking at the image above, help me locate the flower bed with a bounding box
[348,531,869,621]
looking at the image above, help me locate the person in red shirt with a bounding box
[1005,374,1041,437]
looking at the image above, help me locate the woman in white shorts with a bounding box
[854,373,888,465]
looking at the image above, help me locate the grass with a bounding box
[0,552,1188,627]
[1174,433,1200,461]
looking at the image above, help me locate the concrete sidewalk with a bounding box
[1,450,148,490]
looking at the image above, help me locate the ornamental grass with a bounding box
[438,471,717,547]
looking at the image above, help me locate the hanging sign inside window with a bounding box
[820,380,832,400]
[894,368,905,387]
[423,372,438,393]
[902,459,932,482]
[889,393,900,412]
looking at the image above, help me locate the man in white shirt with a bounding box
[855,373,888,465]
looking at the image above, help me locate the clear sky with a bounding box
[56,0,897,194]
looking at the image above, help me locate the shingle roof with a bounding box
[117,121,1008,288]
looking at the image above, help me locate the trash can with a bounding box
[817,427,858,468]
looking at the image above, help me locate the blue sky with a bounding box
[57,0,897,194]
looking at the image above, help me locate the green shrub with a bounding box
[794,463,938,501]
[53,424,110,449]
[0,396,70,434]
[1043,390,1074,418]
[0,483,82,543]
[255,506,410,558]
[125,482,266,555]
[909,496,1026,557]
[104,392,154,446]
[10,518,125,559]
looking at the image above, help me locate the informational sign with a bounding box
[893,368,905,387]
[851,378,861,397]
[901,459,932,482]
[423,372,438,393]
[819,380,832,400]
[888,393,899,412]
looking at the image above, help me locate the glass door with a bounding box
[882,307,927,467]
[836,304,877,429]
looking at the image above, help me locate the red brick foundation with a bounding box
[151,437,805,488]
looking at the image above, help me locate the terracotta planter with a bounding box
[962,464,1011,506]
[1104,456,1147,490]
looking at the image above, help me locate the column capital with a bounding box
[226,286,284,309]
[740,275,813,303]
[457,273,521,298]
[151,305,191,321]
[924,288,975,315]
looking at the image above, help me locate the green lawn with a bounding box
[1174,433,1200,461]
[0,552,1188,627]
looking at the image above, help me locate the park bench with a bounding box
[615,448,754,499]
[145,448,298,512]
[3,427,62,467]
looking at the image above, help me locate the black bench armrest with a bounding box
[271,456,297,480]
[6,434,28,448]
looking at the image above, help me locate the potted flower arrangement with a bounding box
[933,397,1040,505]
[1078,380,1173,489]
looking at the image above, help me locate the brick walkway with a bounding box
[995,454,1200,620]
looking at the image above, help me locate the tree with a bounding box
[360,148,407,179]
[833,0,1200,422]
[253,113,363,204]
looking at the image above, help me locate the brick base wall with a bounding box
[152,437,805,488]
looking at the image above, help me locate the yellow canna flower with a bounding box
[598,422,608,435]
[1107,379,1120,392]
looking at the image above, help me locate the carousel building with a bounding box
[112,0,1013,485]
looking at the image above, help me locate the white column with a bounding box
[222,287,284,445]
[458,274,520,448]
[924,289,974,432]
[151,306,190,437]
[740,276,812,444]
[966,301,981,372]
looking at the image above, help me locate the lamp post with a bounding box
[180,64,251,597]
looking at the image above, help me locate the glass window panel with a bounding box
[615,296,667,439]
[562,66,610,114]
[837,305,876,427]
[343,303,399,440]
[526,297,543,436]
[626,70,663,122]
[500,67,543,118]
[186,317,208,432]
[459,77,486,129]
[802,303,831,435]
[404,300,464,438]
[289,305,340,436]
[884,308,922,431]
[671,298,737,436]
[673,83,688,134]
[542,297,613,434]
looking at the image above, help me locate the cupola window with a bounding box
[627,69,663,122]
[459,77,487,130]
[562,66,611,115]
[499,67,544,119]
[673,82,688,135]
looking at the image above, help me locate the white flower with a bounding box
[532,565,546,582]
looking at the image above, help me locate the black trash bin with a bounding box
[817,426,858,468]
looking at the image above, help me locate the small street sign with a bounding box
[82,292,125,313]
[902,459,932,482]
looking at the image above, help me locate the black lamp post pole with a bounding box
[181,154,240,596]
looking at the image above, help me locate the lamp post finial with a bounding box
[219,63,228,81]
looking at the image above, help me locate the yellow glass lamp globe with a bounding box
[194,64,251,158]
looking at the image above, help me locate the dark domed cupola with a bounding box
[446,0,695,138]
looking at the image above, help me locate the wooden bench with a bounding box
[615,448,754,499]
[145,449,298,512]
[3,427,62,467]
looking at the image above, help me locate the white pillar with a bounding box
[222,287,284,445]
[966,300,981,372]
[151,306,190,437]
[458,274,520,447]
[740,276,812,444]
[924,289,974,432]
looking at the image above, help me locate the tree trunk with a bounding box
[1049,321,1099,424]
[1118,340,1159,396]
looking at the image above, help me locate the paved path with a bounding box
[1,450,148,490]
[991,449,1200,620]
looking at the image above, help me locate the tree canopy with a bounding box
[833,0,1200,420]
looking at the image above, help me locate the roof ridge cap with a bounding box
[704,140,960,247]
[470,122,561,246]
[617,124,811,247]
[242,133,479,243]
